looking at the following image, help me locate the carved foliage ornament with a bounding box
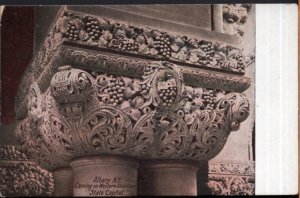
[16,61,250,170]
[0,146,54,196]
[61,11,246,74]
[207,162,255,195]
[208,175,254,195]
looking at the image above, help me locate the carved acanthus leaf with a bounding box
[16,61,250,170]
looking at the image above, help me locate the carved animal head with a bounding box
[50,66,94,104]
[223,93,250,131]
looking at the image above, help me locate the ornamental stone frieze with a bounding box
[0,145,54,196]
[12,7,252,196]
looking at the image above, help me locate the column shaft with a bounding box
[53,167,73,196]
[70,155,138,197]
[138,160,199,196]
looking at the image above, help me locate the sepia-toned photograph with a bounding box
[0,4,255,196]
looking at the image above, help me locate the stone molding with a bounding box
[0,145,54,196]
[15,62,250,170]
[59,48,251,92]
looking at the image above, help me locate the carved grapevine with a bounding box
[61,11,247,74]
[15,61,250,170]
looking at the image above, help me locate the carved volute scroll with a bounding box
[15,61,250,170]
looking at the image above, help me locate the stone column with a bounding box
[212,4,223,32]
[70,155,138,197]
[138,160,199,196]
[52,167,73,196]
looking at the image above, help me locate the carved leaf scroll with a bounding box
[16,61,250,170]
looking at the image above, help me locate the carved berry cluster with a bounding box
[202,89,217,110]
[198,41,215,64]
[158,86,177,107]
[64,22,80,41]
[102,78,125,106]
[154,33,172,58]
[83,16,102,40]
[120,41,139,52]
[235,53,245,72]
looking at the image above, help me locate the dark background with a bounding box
[1,7,34,124]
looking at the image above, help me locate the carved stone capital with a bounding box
[0,145,54,196]
[16,61,250,170]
